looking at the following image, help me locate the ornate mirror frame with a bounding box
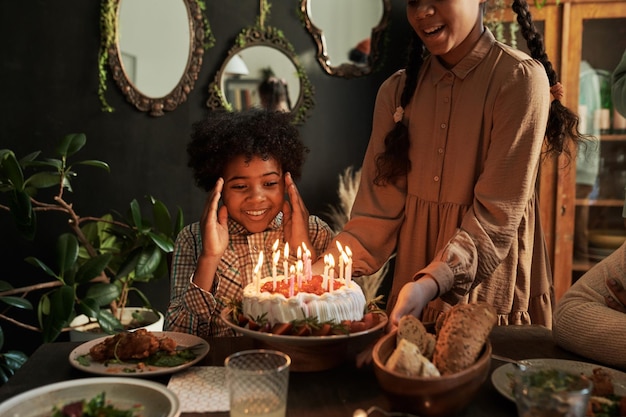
[299,0,391,79]
[101,0,208,117]
[206,26,314,125]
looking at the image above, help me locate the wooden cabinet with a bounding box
[555,1,626,299]
[488,1,626,301]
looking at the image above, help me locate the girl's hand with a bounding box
[605,278,626,314]
[200,178,229,259]
[282,172,315,256]
[389,277,439,327]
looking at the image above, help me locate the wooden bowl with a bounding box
[372,329,491,417]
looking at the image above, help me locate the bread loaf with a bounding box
[432,302,497,375]
[385,338,441,377]
[397,315,436,360]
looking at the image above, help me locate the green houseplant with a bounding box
[0,133,183,346]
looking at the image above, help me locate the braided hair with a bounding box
[374,0,583,185]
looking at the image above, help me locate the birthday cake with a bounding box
[242,274,366,326]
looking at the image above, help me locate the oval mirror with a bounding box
[206,27,314,125]
[300,0,391,78]
[108,0,205,116]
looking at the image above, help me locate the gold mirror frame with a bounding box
[299,0,391,79]
[106,0,205,117]
[206,26,315,125]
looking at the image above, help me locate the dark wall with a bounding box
[0,1,410,354]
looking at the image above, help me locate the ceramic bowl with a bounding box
[221,308,388,372]
[372,329,492,417]
[0,377,180,417]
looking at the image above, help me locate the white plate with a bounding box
[0,377,179,417]
[69,331,209,377]
[491,358,626,401]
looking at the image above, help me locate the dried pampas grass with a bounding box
[325,166,392,303]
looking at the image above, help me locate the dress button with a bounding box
[253,245,258,252]
[440,123,447,129]
[434,176,440,182]
[438,148,444,154]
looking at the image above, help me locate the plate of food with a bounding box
[0,377,179,417]
[69,329,210,377]
[491,358,626,415]
[220,307,387,371]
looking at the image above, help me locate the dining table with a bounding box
[0,324,601,417]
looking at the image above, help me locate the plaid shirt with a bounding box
[164,212,333,338]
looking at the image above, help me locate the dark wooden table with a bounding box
[0,325,591,416]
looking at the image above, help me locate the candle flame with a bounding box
[272,239,279,251]
[284,242,289,259]
[336,241,343,253]
[345,246,352,257]
[273,250,280,264]
[297,246,302,259]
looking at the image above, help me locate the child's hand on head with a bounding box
[200,178,229,259]
[282,172,315,257]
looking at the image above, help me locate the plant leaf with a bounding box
[0,150,24,190]
[84,282,120,306]
[151,198,173,237]
[0,296,33,310]
[96,309,124,334]
[134,246,162,279]
[55,233,79,279]
[56,133,86,158]
[40,286,75,342]
[129,198,142,230]
[7,189,35,239]
[24,172,61,189]
[2,351,29,371]
[25,257,59,279]
[74,160,110,172]
[76,297,100,318]
[147,231,173,252]
[75,253,113,283]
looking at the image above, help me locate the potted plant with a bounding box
[0,133,183,345]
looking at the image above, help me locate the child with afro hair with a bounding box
[166,109,332,337]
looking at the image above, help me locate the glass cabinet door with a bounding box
[567,4,626,284]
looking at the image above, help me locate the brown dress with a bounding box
[333,29,553,327]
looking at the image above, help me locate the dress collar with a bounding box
[429,27,496,84]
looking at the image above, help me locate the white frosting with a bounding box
[242,276,366,325]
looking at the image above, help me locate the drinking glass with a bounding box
[225,349,291,417]
[513,364,593,417]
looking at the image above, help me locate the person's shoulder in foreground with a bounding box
[553,240,626,371]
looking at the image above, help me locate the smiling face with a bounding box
[406,0,486,68]
[221,155,285,233]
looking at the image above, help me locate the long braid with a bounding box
[512,0,583,158]
[374,32,425,185]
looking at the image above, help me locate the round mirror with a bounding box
[219,47,300,113]
[207,27,314,124]
[300,0,391,78]
[108,0,205,116]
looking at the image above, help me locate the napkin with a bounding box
[167,366,229,412]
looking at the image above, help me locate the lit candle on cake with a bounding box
[302,243,311,281]
[289,265,295,297]
[272,250,280,290]
[254,250,264,294]
[336,241,344,279]
[322,254,330,289]
[296,259,303,289]
[283,242,289,282]
[328,255,335,293]
[344,246,352,286]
